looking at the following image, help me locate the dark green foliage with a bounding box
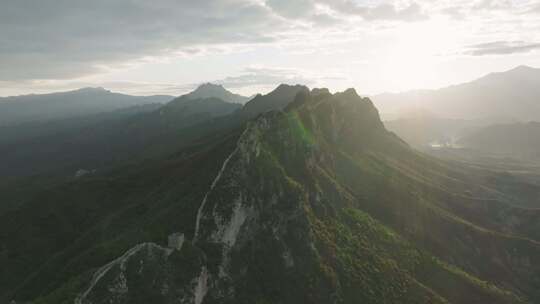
[0,96,241,181]
[0,132,241,302]
[209,89,539,303]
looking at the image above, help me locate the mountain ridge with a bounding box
[14,87,540,304]
[0,88,174,126]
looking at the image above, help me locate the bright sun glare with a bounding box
[380,17,460,92]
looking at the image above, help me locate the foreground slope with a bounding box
[3,89,540,304]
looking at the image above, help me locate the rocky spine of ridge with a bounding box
[73,88,388,303]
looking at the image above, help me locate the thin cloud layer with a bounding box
[466,41,540,56]
[162,66,321,96]
[217,67,316,88]
[265,0,427,22]
[0,0,431,82]
[0,0,282,80]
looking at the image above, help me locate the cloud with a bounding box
[217,66,316,88]
[2,0,538,93]
[167,66,347,96]
[526,3,540,14]
[472,0,513,11]
[0,0,284,81]
[439,6,466,19]
[359,2,428,21]
[265,0,428,22]
[167,66,317,95]
[1,0,430,83]
[466,41,540,56]
[0,65,349,97]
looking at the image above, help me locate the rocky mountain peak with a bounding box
[192,83,226,94]
[185,83,249,104]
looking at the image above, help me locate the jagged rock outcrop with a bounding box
[75,242,208,304]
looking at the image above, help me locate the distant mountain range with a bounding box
[183,83,250,104]
[374,65,540,122]
[0,83,305,181]
[377,65,540,150]
[0,83,252,127]
[0,87,174,126]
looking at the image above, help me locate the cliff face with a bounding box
[75,242,208,304]
[25,89,540,304]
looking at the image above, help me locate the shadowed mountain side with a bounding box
[0,97,241,180]
[0,84,308,181]
[0,87,173,127]
[240,84,309,119]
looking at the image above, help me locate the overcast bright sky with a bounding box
[1,0,540,97]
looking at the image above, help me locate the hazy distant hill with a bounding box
[0,84,302,181]
[458,121,540,160]
[183,83,250,104]
[0,103,162,146]
[384,114,482,148]
[0,87,173,126]
[162,83,246,116]
[374,65,540,122]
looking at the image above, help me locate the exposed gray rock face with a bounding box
[167,233,185,251]
[74,110,312,304]
[75,242,206,304]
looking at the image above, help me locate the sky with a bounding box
[1,0,540,97]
